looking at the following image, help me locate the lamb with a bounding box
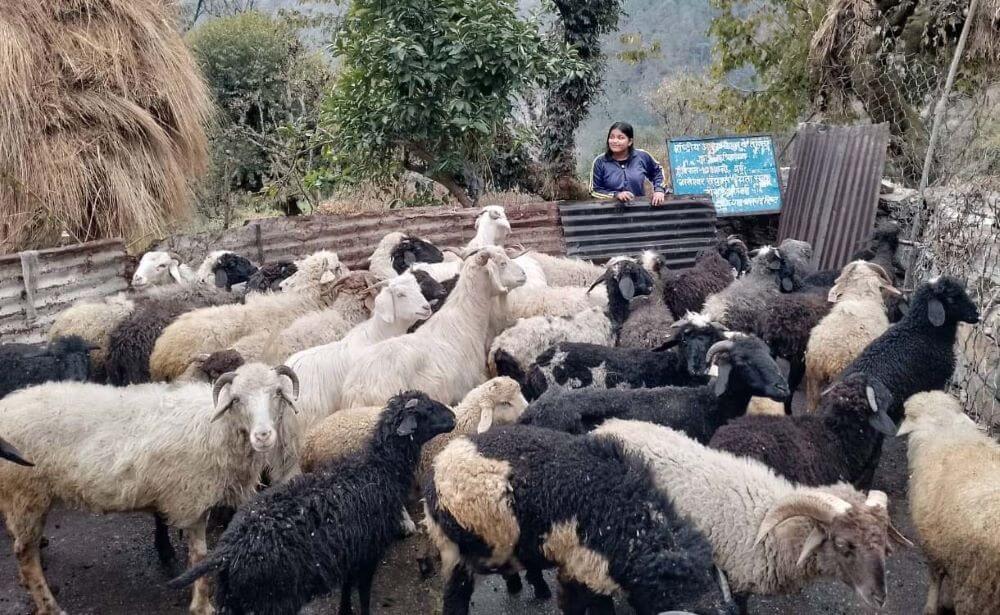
[804,261,898,411]
[594,419,911,609]
[339,247,526,408]
[522,313,727,400]
[47,293,136,382]
[0,336,96,398]
[367,231,445,279]
[710,373,897,488]
[617,250,676,349]
[422,425,735,614]
[520,334,789,443]
[283,272,433,430]
[0,362,302,615]
[840,275,980,424]
[243,260,297,294]
[149,250,350,381]
[104,284,239,386]
[661,236,751,318]
[701,245,786,327]
[301,377,527,476]
[898,391,1000,615]
[169,391,456,615]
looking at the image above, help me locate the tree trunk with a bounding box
[404,146,476,208]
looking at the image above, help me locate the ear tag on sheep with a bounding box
[618,277,635,301]
[714,363,731,397]
[928,298,946,327]
[866,386,879,413]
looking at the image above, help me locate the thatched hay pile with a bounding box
[808,0,878,109]
[0,0,212,254]
[968,0,1000,62]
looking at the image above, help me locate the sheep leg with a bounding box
[153,512,178,567]
[357,561,376,615]
[7,499,64,615]
[185,519,214,615]
[924,562,952,615]
[503,572,523,593]
[525,566,551,600]
[556,575,603,615]
[441,565,475,615]
[338,577,353,615]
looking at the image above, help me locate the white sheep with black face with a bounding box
[0,362,304,615]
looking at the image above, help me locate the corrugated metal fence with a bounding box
[559,197,717,268]
[156,201,564,269]
[778,123,890,270]
[0,240,129,344]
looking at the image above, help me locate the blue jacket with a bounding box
[589,149,667,200]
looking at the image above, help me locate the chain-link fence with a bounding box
[808,3,1000,431]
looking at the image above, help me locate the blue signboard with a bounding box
[667,135,782,217]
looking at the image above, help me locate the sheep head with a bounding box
[756,489,909,609]
[467,247,526,296]
[705,334,789,401]
[474,205,512,239]
[469,377,528,433]
[210,363,300,452]
[910,276,980,327]
[133,251,186,289]
[818,373,896,436]
[653,312,728,376]
[897,391,979,437]
[390,234,444,274]
[381,391,456,445]
[828,261,900,304]
[372,273,433,325]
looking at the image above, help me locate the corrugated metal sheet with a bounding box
[156,201,564,268]
[778,123,890,270]
[0,240,128,344]
[558,197,718,267]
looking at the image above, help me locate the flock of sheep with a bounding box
[0,204,995,615]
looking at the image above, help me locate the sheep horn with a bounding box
[705,340,735,366]
[273,365,300,398]
[754,492,853,546]
[211,372,238,408]
[868,263,894,285]
[587,270,612,294]
[167,251,183,263]
[505,246,530,259]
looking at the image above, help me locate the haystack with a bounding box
[0,0,212,254]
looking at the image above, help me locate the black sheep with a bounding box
[389,235,444,274]
[522,315,725,401]
[587,257,656,341]
[841,276,979,423]
[169,391,456,615]
[105,285,238,386]
[662,236,749,318]
[423,425,736,615]
[408,270,452,333]
[245,261,297,294]
[211,252,258,291]
[520,334,789,443]
[710,373,896,489]
[0,336,95,399]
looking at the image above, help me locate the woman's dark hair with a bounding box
[605,121,635,158]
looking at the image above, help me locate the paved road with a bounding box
[0,407,927,615]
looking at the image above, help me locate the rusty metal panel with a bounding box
[558,197,717,267]
[156,201,566,269]
[0,239,129,344]
[778,123,890,270]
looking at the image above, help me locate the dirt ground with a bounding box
[0,395,928,615]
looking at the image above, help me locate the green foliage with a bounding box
[187,11,334,223]
[706,0,827,132]
[322,0,581,204]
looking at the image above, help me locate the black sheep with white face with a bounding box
[390,235,444,274]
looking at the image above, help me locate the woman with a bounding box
[589,121,669,205]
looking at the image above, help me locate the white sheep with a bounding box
[594,419,911,607]
[339,246,526,409]
[150,250,348,381]
[284,272,433,430]
[899,391,1000,614]
[0,362,302,615]
[131,250,197,289]
[804,261,898,411]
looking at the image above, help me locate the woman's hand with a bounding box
[651,191,666,206]
[616,191,635,203]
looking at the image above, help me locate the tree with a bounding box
[187,12,333,224]
[322,0,579,207]
[537,0,625,199]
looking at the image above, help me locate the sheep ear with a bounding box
[927,298,946,326]
[404,250,417,265]
[474,214,482,230]
[827,287,842,303]
[895,418,917,436]
[476,405,494,433]
[397,413,419,436]
[374,290,396,323]
[618,276,635,301]
[796,526,826,567]
[169,261,184,283]
[320,270,338,285]
[714,363,731,397]
[780,276,795,292]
